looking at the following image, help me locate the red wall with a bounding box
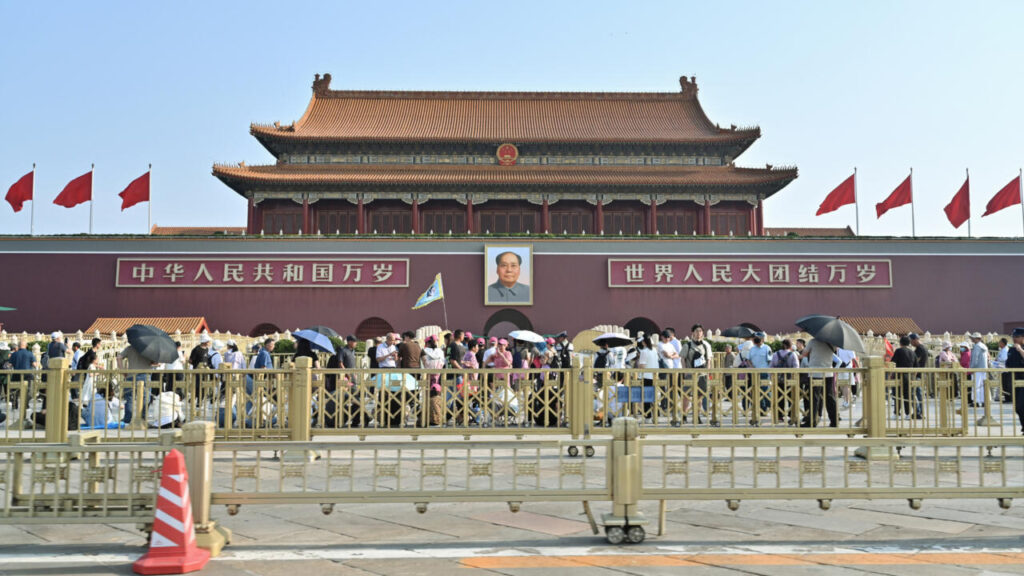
[0,239,1020,336]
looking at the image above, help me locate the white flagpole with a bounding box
[30,163,35,236]
[853,167,860,236]
[89,163,94,235]
[909,167,916,238]
[966,168,971,239]
[148,163,152,234]
[1019,168,1023,238]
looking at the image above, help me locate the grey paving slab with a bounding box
[736,507,880,535]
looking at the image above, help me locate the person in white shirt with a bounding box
[636,335,660,421]
[994,338,1009,369]
[835,348,857,408]
[969,332,990,406]
[376,333,398,369]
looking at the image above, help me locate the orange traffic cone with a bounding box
[133,449,211,575]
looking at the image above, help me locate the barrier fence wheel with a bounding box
[567,446,579,457]
[626,525,646,544]
[585,446,595,458]
[605,525,625,544]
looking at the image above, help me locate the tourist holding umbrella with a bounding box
[795,315,860,427]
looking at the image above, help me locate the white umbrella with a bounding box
[508,329,545,343]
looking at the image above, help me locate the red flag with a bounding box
[876,175,913,218]
[816,173,856,215]
[883,339,894,362]
[5,171,33,213]
[982,175,1022,217]
[118,171,150,211]
[943,176,970,228]
[53,170,92,208]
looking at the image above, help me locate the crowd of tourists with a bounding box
[1,324,1022,433]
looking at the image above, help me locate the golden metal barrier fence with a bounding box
[0,419,1021,548]
[3,357,1022,446]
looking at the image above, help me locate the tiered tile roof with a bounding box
[250,74,760,149]
[86,317,210,335]
[213,163,798,193]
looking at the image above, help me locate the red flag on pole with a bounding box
[53,170,92,208]
[5,171,33,213]
[816,173,856,215]
[118,171,150,211]
[943,176,970,228]
[982,175,1022,216]
[875,175,913,218]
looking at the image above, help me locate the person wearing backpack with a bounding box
[770,339,799,423]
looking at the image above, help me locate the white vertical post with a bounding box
[1019,168,1023,238]
[909,167,916,238]
[853,166,860,236]
[148,164,152,234]
[966,168,971,239]
[30,163,35,236]
[89,163,94,235]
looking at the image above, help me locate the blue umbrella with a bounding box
[293,329,336,354]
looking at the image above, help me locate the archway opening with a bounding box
[484,309,533,338]
[623,317,660,340]
[249,322,282,337]
[355,317,394,341]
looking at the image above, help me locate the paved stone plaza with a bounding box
[1,496,1022,575]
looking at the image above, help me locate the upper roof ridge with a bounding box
[310,72,700,101]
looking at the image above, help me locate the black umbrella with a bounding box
[721,325,756,338]
[305,325,340,339]
[795,314,866,353]
[125,324,179,364]
[739,322,762,332]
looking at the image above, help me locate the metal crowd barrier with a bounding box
[0,419,1020,547]
[1,357,1022,446]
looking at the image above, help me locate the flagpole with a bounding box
[1019,168,1023,238]
[148,164,152,234]
[30,163,35,236]
[441,295,449,330]
[966,168,971,239]
[853,166,860,236]
[909,167,916,238]
[89,163,94,235]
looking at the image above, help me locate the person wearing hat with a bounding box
[209,340,225,370]
[969,332,990,407]
[224,340,245,370]
[189,333,213,371]
[482,337,499,367]
[1003,328,1024,433]
[554,331,574,372]
[47,331,67,364]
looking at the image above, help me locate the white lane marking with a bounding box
[0,546,1021,564]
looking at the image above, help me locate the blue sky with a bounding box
[2,0,1023,237]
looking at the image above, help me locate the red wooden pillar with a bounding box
[757,200,765,236]
[649,198,658,234]
[749,204,757,236]
[247,198,255,234]
[411,198,419,234]
[255,202,264,233]
[595,200,604,234]
[703,198,711,235]
[541,198,549,233]
[302,197,310,234]
[357,197,365,233]
[466,196,474,233]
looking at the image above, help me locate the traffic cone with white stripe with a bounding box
[133,449,210,575]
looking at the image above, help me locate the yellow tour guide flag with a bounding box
[412,273,444,309]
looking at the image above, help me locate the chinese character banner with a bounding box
[116,258,409,288]
[608,259,891,288]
